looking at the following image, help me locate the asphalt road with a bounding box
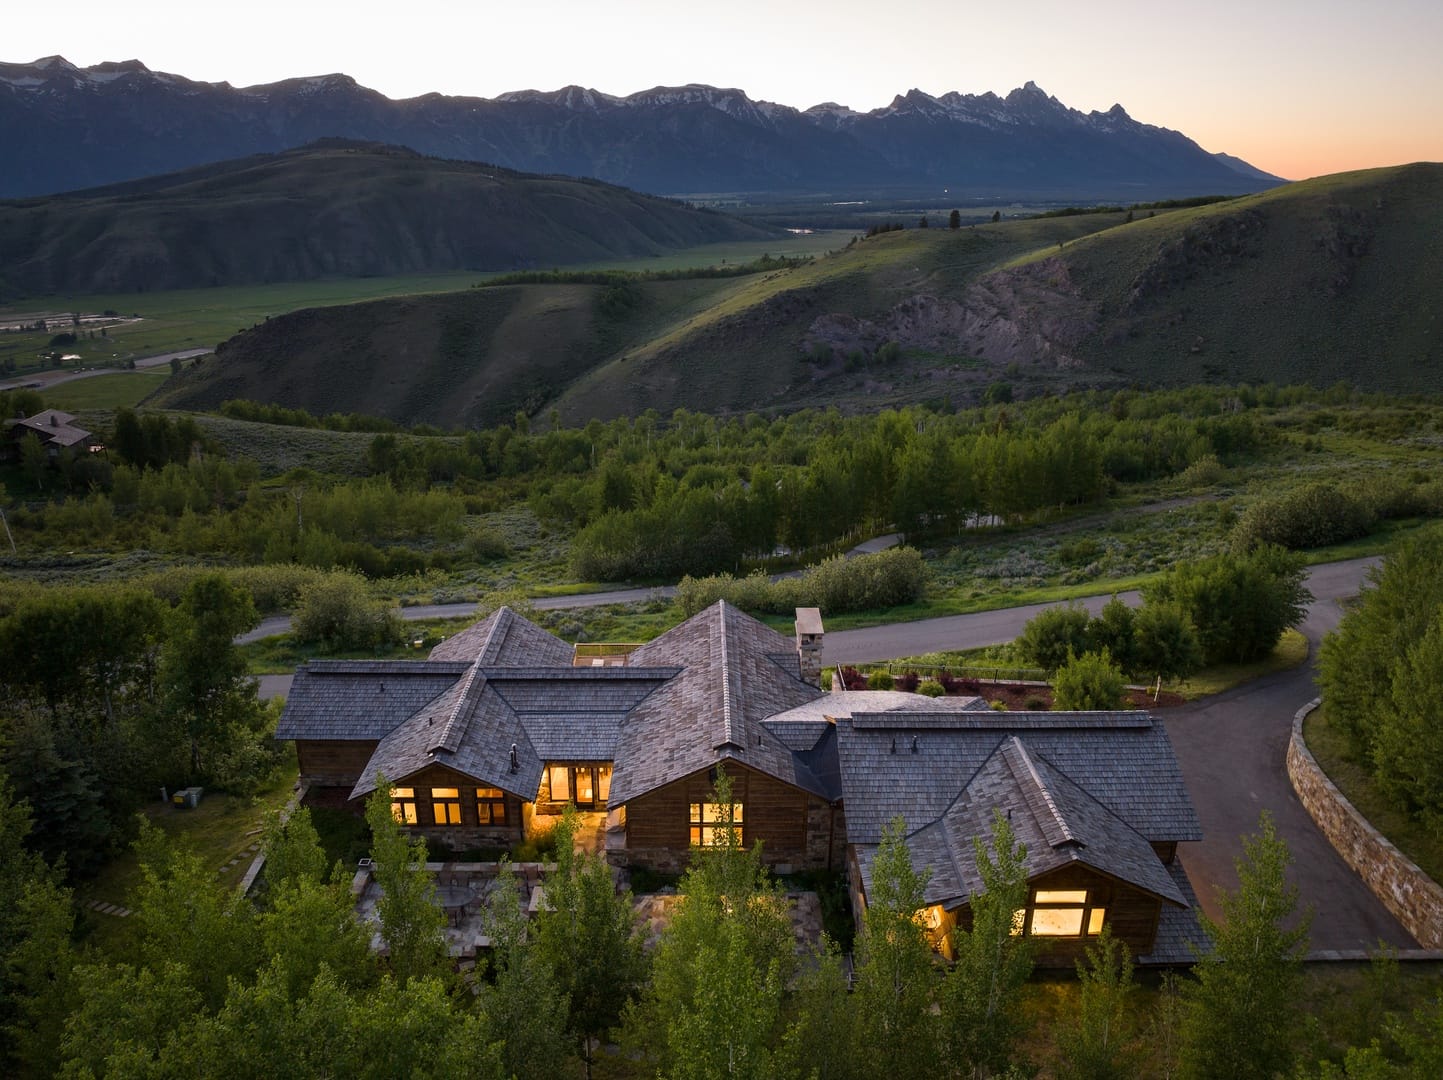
[0,348,211,392]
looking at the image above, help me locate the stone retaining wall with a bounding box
[1287,699,1443,949]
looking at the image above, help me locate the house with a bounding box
[276,601,1203,963]
[2,409,97,462]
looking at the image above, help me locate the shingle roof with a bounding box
[1137,862,1209,964]
[843,709,1200,916]
[902,738,1186,909]
[608,601,830,803]
[426,606,574,665]
[8,409,92,448]
[837,711,1200,847]
[274,660,472,740]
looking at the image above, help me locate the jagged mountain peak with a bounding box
[0,57,1283,200]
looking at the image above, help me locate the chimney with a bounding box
[795,607,824,688]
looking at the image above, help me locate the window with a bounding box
[430,787,462,825]
[689,801,743,847]
[546,764,613,809]
[1015,887,1106,937]
[390,787,418,825]
[476,786,507,825]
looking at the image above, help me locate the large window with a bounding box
[547,764,613,809]
[689,801,743,847]
[475,786,508,825]
[431,787,462,825]
[390,787,418,825]
[1014,888,1106,937]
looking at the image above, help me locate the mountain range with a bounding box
[0,55,1283,200]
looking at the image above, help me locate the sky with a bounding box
[8,0,1440,181]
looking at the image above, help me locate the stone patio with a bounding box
[352,861,825,962]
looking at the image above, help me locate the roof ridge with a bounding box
[716,601,742,750]
[432,660,486,753]
[1005,736,1079,848]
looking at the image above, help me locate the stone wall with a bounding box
[1287,699,1443,949]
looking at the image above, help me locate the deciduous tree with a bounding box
[942,810,1038,1078]
[1179,811,1311,1080]
[534,807,647,1079]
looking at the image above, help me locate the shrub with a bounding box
[291,571,401,650]
[1144,545,1310,665]
[895,671,920,693]
[1230,482,1374,552]
[866,670,895,691]
[1052,649,1127,711]
[1017,603,1091,675]
[918,680,945,697]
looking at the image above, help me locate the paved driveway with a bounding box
[1166,557,1414,950]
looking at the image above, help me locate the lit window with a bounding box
[689,801,743,847]
[476,786,507,825]
[431,787,461,825]
[546,764,613,809]
[1023,887,1106,937]
[391,787,418,825]
[548,765,571,802]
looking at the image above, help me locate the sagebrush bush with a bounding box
[676,546,927,617]
[1230,482,1373,552]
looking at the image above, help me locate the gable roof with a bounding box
[608,601,830,804]
[903,737,1187,910]
[838,709,1200,911]
[427,606,575,665]
[837,710,1200,846]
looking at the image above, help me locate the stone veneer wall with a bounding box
[1287,699,1443,949]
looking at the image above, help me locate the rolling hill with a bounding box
[0,141,780,294]
[0,56,1279,201]
[154,164,1443,426]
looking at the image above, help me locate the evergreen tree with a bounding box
[1180,811,1311,1080]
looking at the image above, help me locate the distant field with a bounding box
[35,370,170,411]
[0,231,848,381]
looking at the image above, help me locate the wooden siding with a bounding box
[388,763,525,846]
[295,740,377,788]
[622,764,830,873]
[952,863,1163,967]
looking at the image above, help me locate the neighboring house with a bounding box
[2,409,97,462]
[276,601,1203,963]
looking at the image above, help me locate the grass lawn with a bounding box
[74,758,298,956]
[33,370,169,411]
[1303,705,1443,885]
[1173,628,1310,699]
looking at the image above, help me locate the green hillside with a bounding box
[0,141,781,295]
[155,164,1443,425]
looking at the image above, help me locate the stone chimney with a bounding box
[795,607,824,688]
